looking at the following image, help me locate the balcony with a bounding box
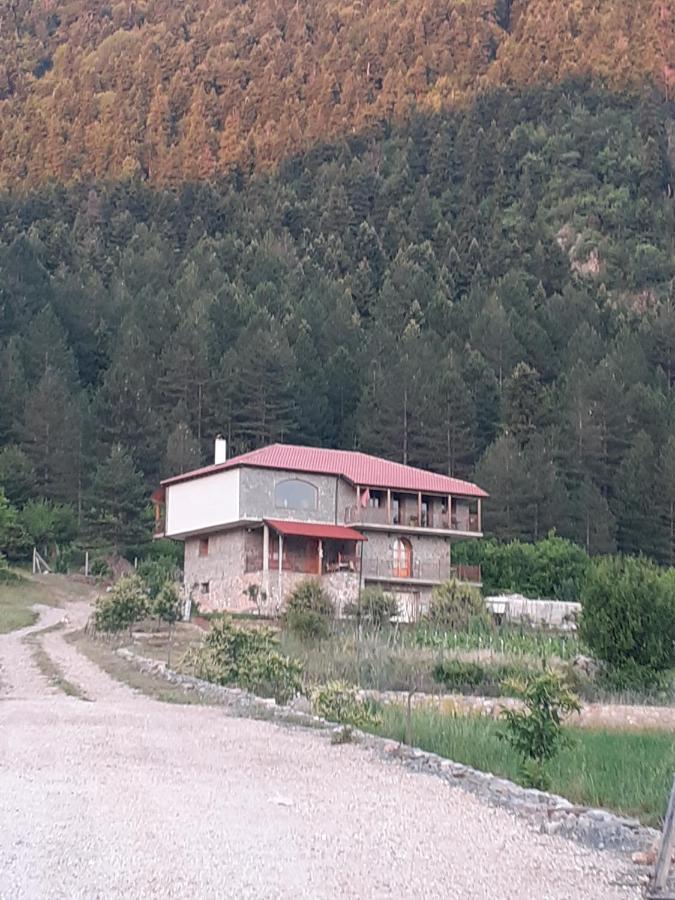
[362,559,481,585]
[345,505,480,534]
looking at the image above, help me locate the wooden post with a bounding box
[32,546,37,576]
[318,539,323,575]
[448,494,452,529]
[85,550,89,577]
[262,524,270,598]
[477,499,482,533]
[387,488,392,525]
[277,533,283,608]
[653,774,675,895]
[417,492,422,526]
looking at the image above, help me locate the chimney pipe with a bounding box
[214,435,227,465]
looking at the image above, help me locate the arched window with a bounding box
[274,479,318,511]
[392,538,412,578]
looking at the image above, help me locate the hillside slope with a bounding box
[0,0,672,185]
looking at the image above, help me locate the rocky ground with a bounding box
[0,587,649,899]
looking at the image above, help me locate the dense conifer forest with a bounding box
[0,1,674,564]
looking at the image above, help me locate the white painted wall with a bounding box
[165,469,240,536]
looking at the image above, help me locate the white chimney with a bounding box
[214,435,227,465]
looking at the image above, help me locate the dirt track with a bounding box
[0,591,643,899]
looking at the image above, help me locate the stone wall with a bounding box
[184,525,360,614]
[239,466,343,524]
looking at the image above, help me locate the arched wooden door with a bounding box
[392,538,412,578]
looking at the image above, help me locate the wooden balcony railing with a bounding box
[345,506,481,533]
[361,559,481,584]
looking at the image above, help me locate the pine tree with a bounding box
[614,431,663,559]
[86,445,150,552]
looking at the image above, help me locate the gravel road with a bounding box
[0,597,642,899]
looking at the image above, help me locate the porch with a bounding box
[244,519,365,578]
[345,489,481,534]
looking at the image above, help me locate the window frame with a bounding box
[274,478,319,511]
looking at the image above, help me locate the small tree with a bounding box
[93,574,149,637]
[580,555,675,684]
[501,671,580,789]
[152,581,182,664]
[138,556,181,600]
[343,586,398,627]
[284,579,335,640]
[427,578,490,631]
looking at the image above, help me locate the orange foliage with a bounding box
[0,0,671,187]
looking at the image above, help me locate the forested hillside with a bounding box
[1,81,674,562]
[0,0,672,185]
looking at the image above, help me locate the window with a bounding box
[392,538,412,578]
[199,538,209,557]
[200,581,210,595]
[274,479,318,510]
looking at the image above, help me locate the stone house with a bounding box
[153,442,487,620]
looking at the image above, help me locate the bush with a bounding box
[152,581,181,627]
[343,587,398,626]
[284,578,335,640]
[453,534,590,600]
[580,556,675,683]
[432,660,484,690]
[310,681,381,729]
[500,671,580,789]
[138,555,181,600]
[432,659,533,697]
[186,617,303,704]
[240,649,303,704]
[93,574,149,634]
[0,553,19,583]
[89,557,112,578]
[427,579,490,631]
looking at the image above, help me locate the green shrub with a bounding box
[580,556,675,684]
[89,557,112,578]
[240,649,303,704]
[93,574,149,634]
[432,658,532,696]
[138,555,181,599]
[500,671,580,789]
[432,660,484,690]
[427,579,490,631]
[453,534,590,600]
[0,553,19,583]
[310,680,381,729]
[343,587,398,626]
[186,617,303,703]
[152,581,181,627]
[284,578,335,640]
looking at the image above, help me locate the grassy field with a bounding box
[0,572,96,634]
[0,574,60,633]
[370,705,674,827]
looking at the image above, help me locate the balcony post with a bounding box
[318,539,323,575]
[417,491,422,526]
[448,493,452,529]
[278,532,283,606]
[386,488,392,525]
[477,498,482,533]
[262,523,270,597]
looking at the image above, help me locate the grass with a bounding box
[0,573,61,633]
[23,624,90,700]
[369,704,675,827]
[68,630,216,705]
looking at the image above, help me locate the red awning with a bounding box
[264,519,366,541]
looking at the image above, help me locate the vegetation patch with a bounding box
[369,706,674,827]
[23,626,89,700]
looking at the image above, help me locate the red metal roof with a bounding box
[264,519,366,541]
[161,443,488,498]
